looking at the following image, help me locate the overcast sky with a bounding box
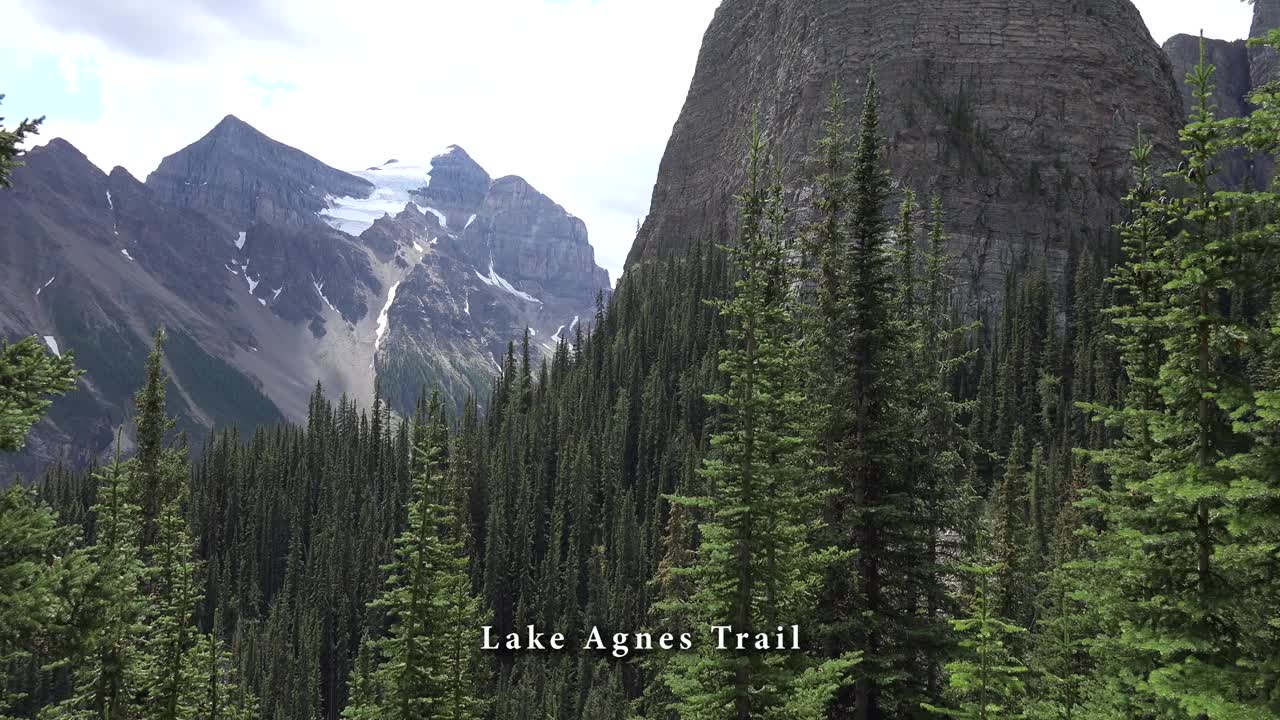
[0,0,1258,281]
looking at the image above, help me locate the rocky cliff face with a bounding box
[2,120,610,478]
[0,139,287,477]
[1162,34,1269,189]
[146,115,374,230]
[412,146,491,229]
[1162,0,1280,190]
[1252,0,1280,87]
[320,146,611,414]
[469,175,611,303]
[1163,35,1253,122]
[627,0,1185,307]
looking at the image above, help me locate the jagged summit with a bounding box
[19,138,107,205]
[208,113,255,136]
[2,117,610,477]
[33,137,83,155]
[145,115,372,229]
[27,137,103,176]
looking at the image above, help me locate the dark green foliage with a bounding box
[799,74,983,719]
[43,446,147,720]
[345,391,491,720]
[654,123,857,719]
[0,94,42,188]
[160,331,284,436]
[1076,40,1280,719]
[0,486,95,717]
[922,538,1027,720]
[0,337,81,452]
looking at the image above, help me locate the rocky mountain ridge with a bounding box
[1,118,609,477]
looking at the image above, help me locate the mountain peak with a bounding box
[146,114,372,229]
[24,137,103,180]
[36,137,84,156]
[432,144,483,171]
[211,113,254,134]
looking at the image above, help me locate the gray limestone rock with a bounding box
[627,0,1186,309]
[146,115,373,230]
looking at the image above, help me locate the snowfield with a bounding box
[319,149,459,236]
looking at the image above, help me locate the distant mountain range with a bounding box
[0,115,609,477]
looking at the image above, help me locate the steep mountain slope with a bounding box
[2,120,609,477]
[626,0,1185,307]
[0,139,286,476]
[147,115,374,230]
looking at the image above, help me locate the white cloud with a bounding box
[0,0,1263,280]
[1131,0,1254,45]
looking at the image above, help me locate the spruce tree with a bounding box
[42,443,146,720]
[132,329,177,546]
[659,122,856,720]
[0,487,96,717]
[1079,42,1280,718]
[922,529,1027,720]
[344,393,490,720]
[187,627,259,720]
[137,457,203,720]
[0,94,42,188]
[0,336,80,452]
[989,426,1034,626]
[830,70,920,720]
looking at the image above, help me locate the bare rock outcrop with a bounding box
[627,0,1186,307]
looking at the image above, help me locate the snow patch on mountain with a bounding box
[105,191,113,210]
[121,248,133,261]
[418,205,448,228]
[374,280,401,353]
[550,316,579,347]
[43,336,60,357]
[321,189,415,236]
[313,278,338,314]
[465,213,477,229]
[236,231,247,250]
[321,154,461,236]
[358,159,434,194]
[475,257,541,304]
[36,276,54,296]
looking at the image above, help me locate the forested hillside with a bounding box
[3,41,1280,720]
